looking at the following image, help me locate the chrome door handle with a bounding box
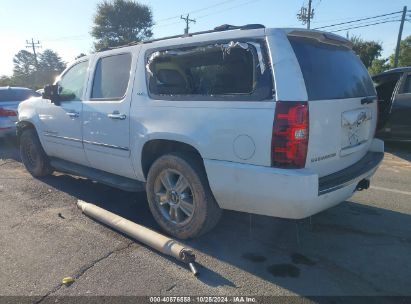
[108,112,126,120]
[66,111,80,118]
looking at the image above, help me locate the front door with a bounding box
[38,60,90,166]
[391,73,411,139]
[82,51,137,179]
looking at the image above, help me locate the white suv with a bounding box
[17,25,384,239]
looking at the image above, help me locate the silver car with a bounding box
[0,87,40,138]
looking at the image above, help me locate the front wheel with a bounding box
[146,153,222,239]
[20,129,53,177]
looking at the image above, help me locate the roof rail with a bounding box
[98,24,265,52]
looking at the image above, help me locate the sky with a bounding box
[0,0,410,76]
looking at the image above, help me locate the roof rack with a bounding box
[98,24,265,52]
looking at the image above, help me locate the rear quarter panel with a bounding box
[129,41,276,181]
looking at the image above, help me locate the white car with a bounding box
[17,25,384,239]
[0,87,40,138]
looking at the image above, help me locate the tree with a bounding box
[350,35,383,69]
[0,75,12,86]
[10,49,66,88]
[389,35,411,67]
[91,0,153,51]
[12,50,37,87]
[368,58,390,75]
[37,49,66,85]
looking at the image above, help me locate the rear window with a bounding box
[0,89,40,102]
[289,36,376,101]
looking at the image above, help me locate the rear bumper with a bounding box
[0,119,17,137]
[205,139,384,219]
[319,152,384,195]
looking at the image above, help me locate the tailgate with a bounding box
[288,32,377,177]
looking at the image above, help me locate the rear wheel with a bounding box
[20,129,53,177]
[146,152,222,239]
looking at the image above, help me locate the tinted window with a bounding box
[58,60,89,101]
[0,89,40,102]
[146,40,273,101]
[91,53,132,99]
[403,75,411,94]
[289,36,376,100]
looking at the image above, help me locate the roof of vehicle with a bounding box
[372,66,411,78]
[65,25,351,71]
[95,24,351,53]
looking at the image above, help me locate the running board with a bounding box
[50,158,145,192]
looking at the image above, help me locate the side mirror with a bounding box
[42,84,60,105]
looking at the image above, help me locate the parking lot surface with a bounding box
[0,138,410,300]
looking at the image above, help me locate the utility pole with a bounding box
[181,14,196,35]
[26,38,41,67]
[297,0,314,29]
[307,0,312,29]
[394,6,407,68]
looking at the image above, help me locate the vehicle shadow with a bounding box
[0,137,20,162]
[39,172,411,296]
[384,141,411,162]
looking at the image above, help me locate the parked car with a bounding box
[0,87,40,138]
[17,25,384,239]
[373,67,411,141]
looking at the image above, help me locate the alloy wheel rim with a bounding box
[154,169,195,225]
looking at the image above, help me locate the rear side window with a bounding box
[145,40,273,101]
[289,36,376,100]
[0,89,40,102]
[91,53,132,100]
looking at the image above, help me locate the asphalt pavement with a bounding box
[0,138,410,301]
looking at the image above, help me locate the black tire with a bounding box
[20,129,53,177]
[146,152,222,239]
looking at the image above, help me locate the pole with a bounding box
[307,0,312,29]
[180,14,196,35]
[394,6,407,68]
[26,38,41,68]
[77,200,199,276]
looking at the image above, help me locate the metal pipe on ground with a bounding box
[77,200,199,276]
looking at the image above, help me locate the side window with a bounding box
[146,40,273,101]
[91,53,132,100]
[402,75,411,94]
[58,60,89,101]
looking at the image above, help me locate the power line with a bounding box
[154,0,240,24]
[330,16,403,31]
[331,19,402,33]
[196,0,262,20]
[313,10,402,30]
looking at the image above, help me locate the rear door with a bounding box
[391,73,411,139]
[82,50,138,179]
[288,32,377,177]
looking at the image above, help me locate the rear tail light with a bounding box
[271,101,309,168]
[0,108,17,117]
